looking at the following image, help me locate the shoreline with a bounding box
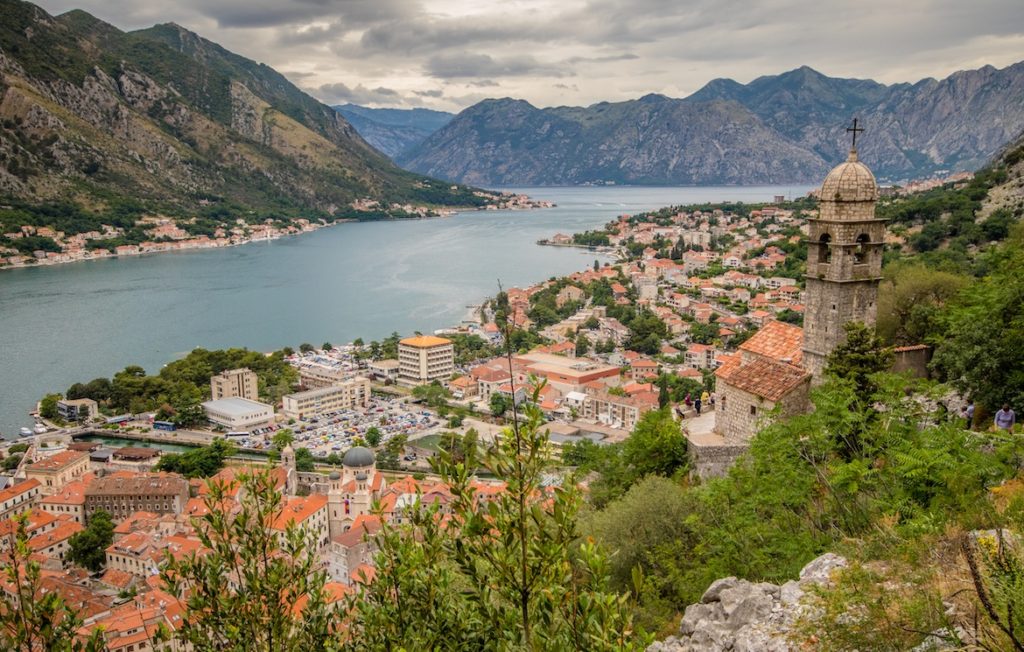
[0,201,553,275]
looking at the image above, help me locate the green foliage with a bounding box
[876,264,968,345]
[411,381,451,409]
[344,389,650,650]
[60,348,297,419]
[294,448,315,472]
[932,227,1024,414]
[622,408,688,480]
[490,392,509,417]
[626,310,668,354]
[155,439,236,478]
[375,434,407,471]
[67,510,115,572]
[825,322,895,399]
[39,393,61,420]
[0,513,105,651]
[1,455,22,471]
[160,470,339,651]
[364,427,382,448]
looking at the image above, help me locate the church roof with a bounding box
[738,320,804,365]
[716,356,810,401]
[820,149,878,203]
[343,446,375,468]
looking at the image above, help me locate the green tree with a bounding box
[294,448,315,472]
[576,333,591,356]
[876,264,967,345]
[299,343,315,354]
[67,510,115,572]
[160,470,339,652]
[155,439,236,478]
[490,392,509,417]
[39,393,61,420]
[0,514,105,651]
[622,408,687,480]
[322,342,332,351]
[365,427,382,447]
[272,429,295,451]
[825,322,895,398]
[933,228,1024,413]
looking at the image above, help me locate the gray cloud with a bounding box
[33,0,1024,112]
[425,53,572,79]
[315,82,404,105]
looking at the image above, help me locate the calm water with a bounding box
[0,185,810,435]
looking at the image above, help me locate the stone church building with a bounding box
[712,144,885,448]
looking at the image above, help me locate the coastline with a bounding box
[0,200,551,274]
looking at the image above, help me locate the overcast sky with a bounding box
[35,0,1024,112]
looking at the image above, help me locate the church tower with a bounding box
[803,127,886,381]
[281,444,297,496]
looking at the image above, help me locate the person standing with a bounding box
[694,396,702,415]
[995,404,1016,432]
[964,401,975,430]
[701,390,710,407]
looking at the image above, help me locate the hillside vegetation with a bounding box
[0,0,488,226]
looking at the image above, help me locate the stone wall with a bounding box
[892,345,932,379]
[688,441,748,480]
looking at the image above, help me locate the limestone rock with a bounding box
[647,553,850,652]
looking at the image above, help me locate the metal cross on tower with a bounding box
[846,117,864,149]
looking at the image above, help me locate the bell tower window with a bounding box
[854,233,869,264]
[818,233,832,264]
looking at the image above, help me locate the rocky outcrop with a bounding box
[401,63,1024,186]
[648,553,848,652]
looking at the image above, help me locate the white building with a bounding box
[201,397,275,431]
[281,378,371,420]
[397,336,454,387]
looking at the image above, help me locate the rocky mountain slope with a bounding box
[0,0,481,216]
[400,63,1024,186]
[333,104,453,158]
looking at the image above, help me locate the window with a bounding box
[750,405,757,416]
[854,233,869,264]
[818,233,832,264]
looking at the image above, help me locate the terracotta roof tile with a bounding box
[717,357,809,401]
[739,320,804,365]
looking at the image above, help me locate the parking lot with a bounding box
[233,395,445,458]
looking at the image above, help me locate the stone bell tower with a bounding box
[803,122,886,381]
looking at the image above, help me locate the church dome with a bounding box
[820,149,878,203]
[343,446,375,467]
[328,471,341,480]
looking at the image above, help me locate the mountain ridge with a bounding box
[397,62,1024,185]
[0,0,484,219]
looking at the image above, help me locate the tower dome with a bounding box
[343,446,375,468]
[820,149,878,204]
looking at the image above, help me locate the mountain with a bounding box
[400,63,1024,186]
[333,104,453,158]
[0,0,483,217]
[398,96,828,186]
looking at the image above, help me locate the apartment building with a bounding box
[281,377,371,420]
[210,368,259,401]
[397,336,454,387]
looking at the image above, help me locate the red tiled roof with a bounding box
[739,320,804,365]
[716,356,809,401]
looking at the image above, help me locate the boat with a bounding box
[34,424,47,434]
[19,427,33,437]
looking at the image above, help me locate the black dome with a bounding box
[343,446,375,467]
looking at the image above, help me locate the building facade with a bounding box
[803,148,885,380]
[210,368,259,401]
[397,336,454,386]
[25,451,91,495]
[201,397,275,431]
[281,377,371,420]
[84,473,190,521]
[56,398,99,422]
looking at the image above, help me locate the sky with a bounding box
[35,0,1024,112]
